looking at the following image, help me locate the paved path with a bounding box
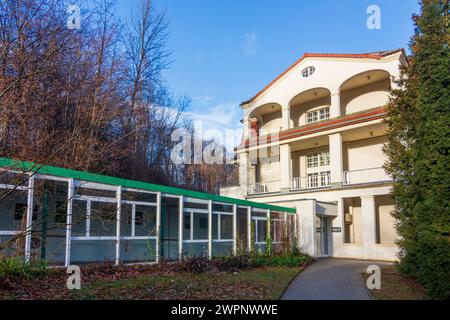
[281,258,391,300]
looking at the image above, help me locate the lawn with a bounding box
[0,258,308,300]
[363,266,429,300]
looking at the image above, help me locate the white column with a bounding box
[178,196,184,260]
[282,106,290,130]
[243,117,251,140]
[330,92,341,118]
[337,198,344,244]
[280,144,291,191]
[64,178,75,267]
[266,209,271,254]
[239,152,249,196]
[361,195,377,259]
[232,204,237,255]
[155,192,161,263]
[208,200,212,260]
[247,206,252,253]
[329,133,343,187]
[115,186,122,266]
[24,176,35,263]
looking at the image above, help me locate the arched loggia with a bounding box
[339,70,391,115]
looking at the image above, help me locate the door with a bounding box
[321,217,329,256]
[316,217,329,257]
[161,204,179,261]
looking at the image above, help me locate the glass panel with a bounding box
[212,242,233,257]
[0,189,28,231]
[121,239,156,263]
[307,154,319,168]
[254,243,266,254]
[134,205,156,237]
[193,213,208,240]
[183,242,208,258]
[320,152,330,166]
[71,240,115,263]
[220,215,233,240]
[212,214,218,240]
[257,220,267,243]
[122,191,156,203]
[71,200,87,236]
[0,235,23,258]
[90,202,117,237]
[236,210,248,254]
[308,173,319,188]
[120,205,132,237]
[183,212,190,240]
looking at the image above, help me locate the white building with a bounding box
[221,49,408,261]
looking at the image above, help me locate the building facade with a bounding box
[221,49,407,261]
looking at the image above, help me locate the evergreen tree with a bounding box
[384,0,450,299]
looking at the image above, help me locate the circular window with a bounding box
[302,66,315,78]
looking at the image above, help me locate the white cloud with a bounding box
[184,103,243,152]
[244,32,258,56]
[192,95,213,104]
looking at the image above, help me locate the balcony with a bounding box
[291,172,331,191]
[343,167,391,185]
[248,181,280,195]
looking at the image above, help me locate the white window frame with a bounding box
[213,211,234,243]
[306,107,330,124]
[301,66,315,78]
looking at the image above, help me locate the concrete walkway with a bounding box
[282,258,391,300]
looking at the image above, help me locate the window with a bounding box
[306,151,331,188]
[14,203,26,220]
[301,66,315,78]
[319,108,329,120]
[14,203,37,221]
[135,211,143,226]
[307,173,319,188]
[306,107,330,124]
[320,171,331,186]
[307,154,319,168]
[320,152,330,166]
[54,201,67,223]
[199,217,208,229]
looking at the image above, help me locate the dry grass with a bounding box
[1,265,302,300]
[363,266,428,300]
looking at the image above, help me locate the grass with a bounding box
[363,266,429,300]
[74,266,300,300]
[1,265,303,300]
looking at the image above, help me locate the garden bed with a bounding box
[0,254,312,300]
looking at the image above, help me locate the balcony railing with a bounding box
[248,181,280,195]
[291,172,331,191]
[343,167,391,185]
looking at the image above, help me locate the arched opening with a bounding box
[289,88,331,127]
[339,70,391,115]
[249,103,283,135]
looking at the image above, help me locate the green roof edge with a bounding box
[0,158,296,214]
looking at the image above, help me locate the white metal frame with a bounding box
[0,167,293,266]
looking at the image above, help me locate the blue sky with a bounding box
[115,0,420,149]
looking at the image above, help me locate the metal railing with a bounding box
[248,181,280,195]
[343,167,391,185]
[291,172,331,191]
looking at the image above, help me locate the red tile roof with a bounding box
[240,49,405,106]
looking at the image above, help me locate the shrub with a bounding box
[249,253,312,268]
[0,258,48,280]
[213,256,253,272]
[0,258,32,280]
[173,256,212,274]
